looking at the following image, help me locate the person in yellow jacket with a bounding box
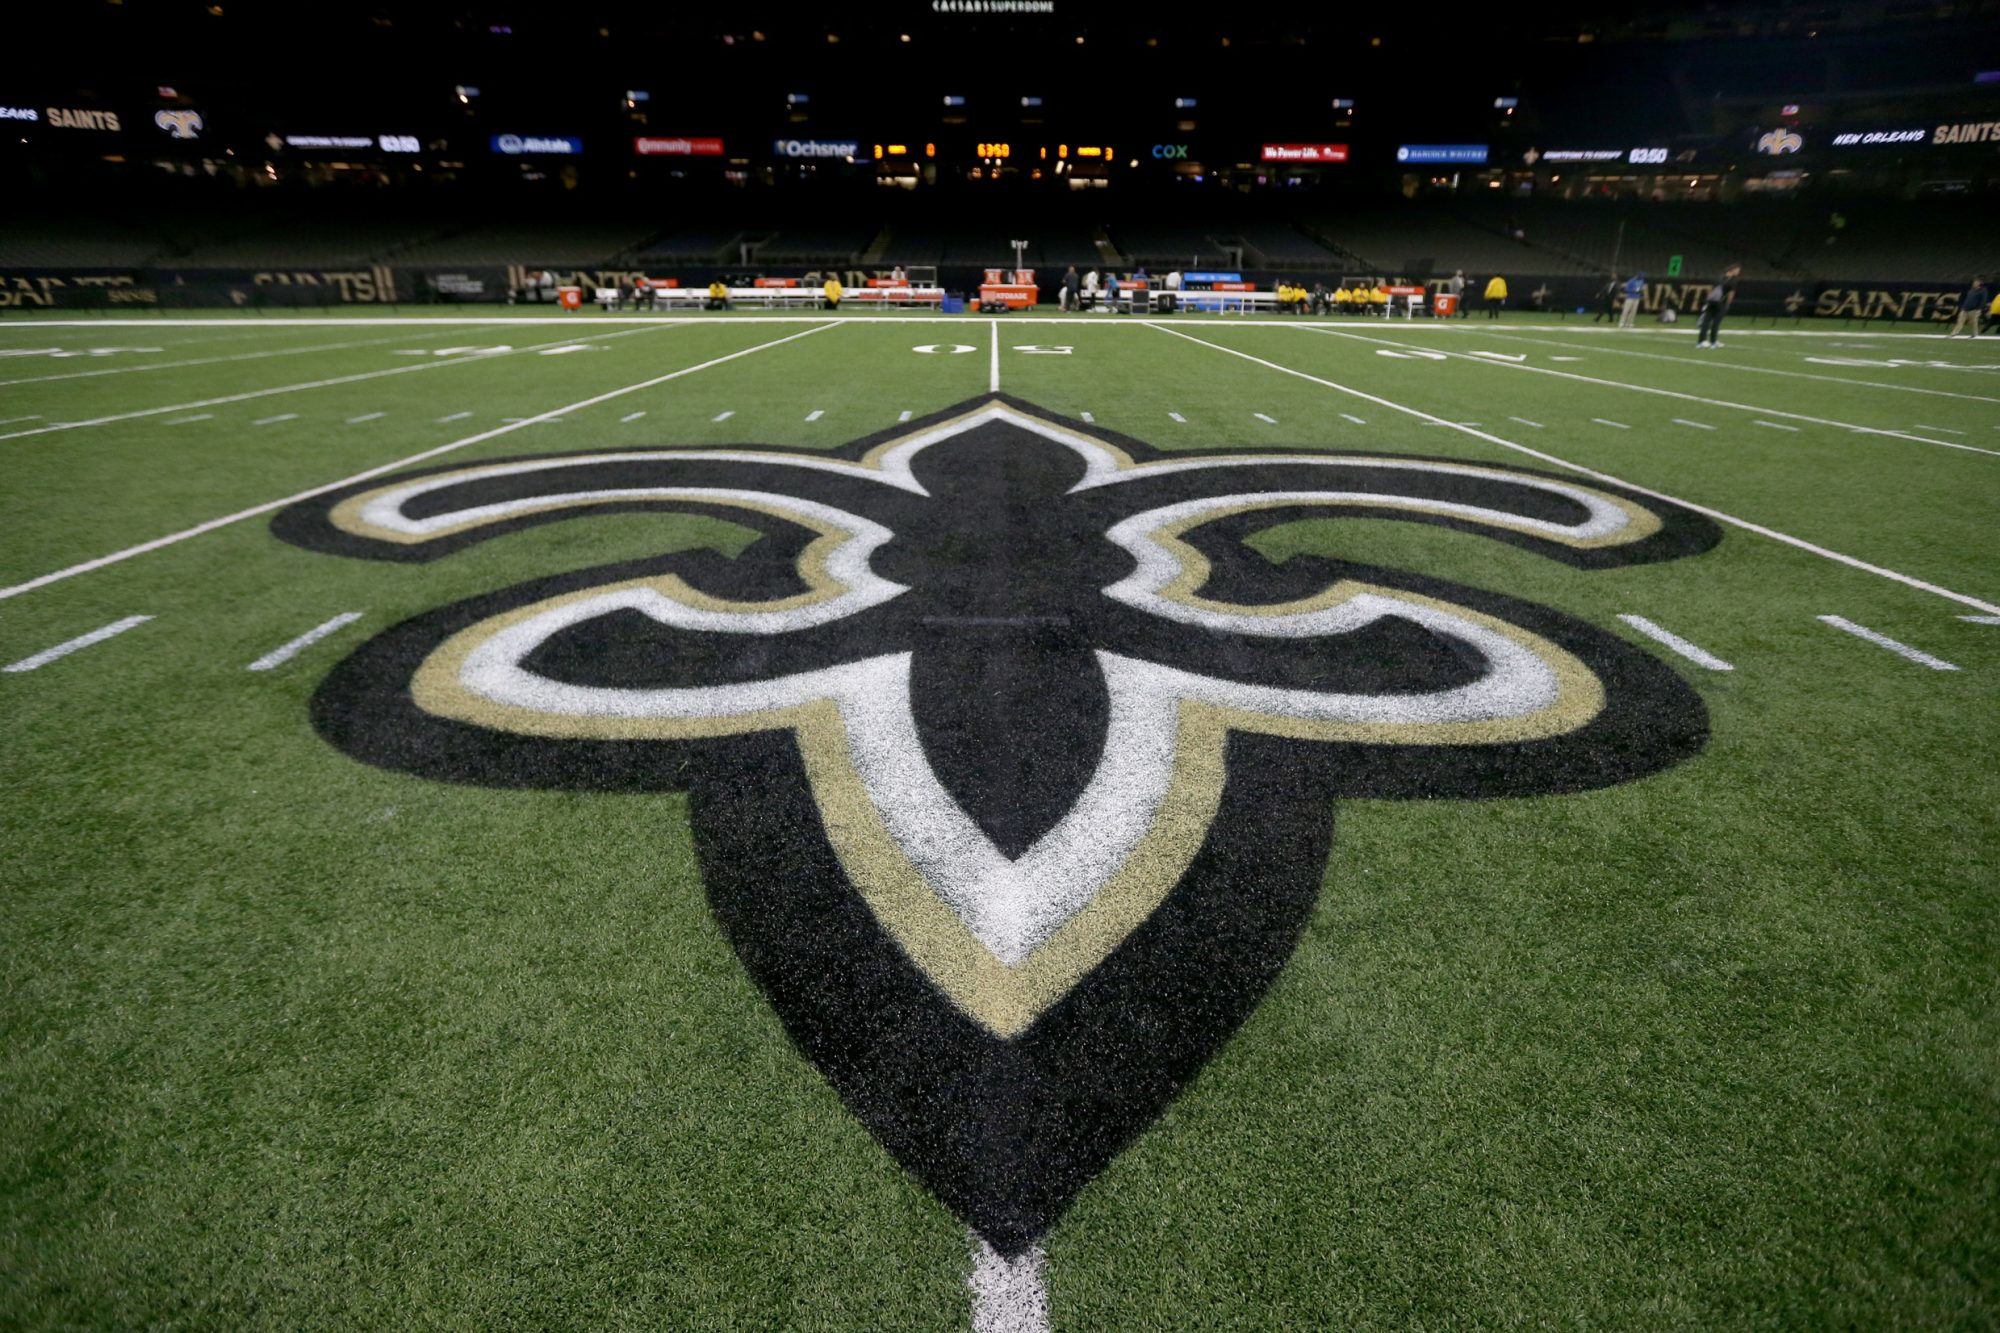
[1369,284,1390,315]
[823,276,843,309]
[706,279,729,311]
[1483,274,1508,320]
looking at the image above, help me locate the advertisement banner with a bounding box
[1260,144,1348,163]
[636,136,724,156]
[772,138,858,158]
[489,134,583,155]
[1396,144,1489,164]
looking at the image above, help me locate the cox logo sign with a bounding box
[1151,143,1189,159]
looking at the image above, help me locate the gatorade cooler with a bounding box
[1434,294,1458,317]
[557,286,583,311]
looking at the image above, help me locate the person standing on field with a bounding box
[1060,265,1079,312]
[1483,273,1508,319]
[1447,269,1466,318]
[1695,265,1740,348]
[1618,272,1646,329]
[1949,277,1988,337]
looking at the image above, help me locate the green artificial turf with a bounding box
[2,310,1996,1329]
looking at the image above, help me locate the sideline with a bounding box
[1146,322,2000,616]
[0,324,672,444]
[0,323,838,603]
[1303,325,2000,459]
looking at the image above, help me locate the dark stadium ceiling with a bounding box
[10,0,1996,149]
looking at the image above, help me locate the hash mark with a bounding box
[247,612,363,672]
[620,411,646,423]
[898,410,913,422]
[1914,425,1965,435]
[1755,420,1799,432]
[346,412,386,424]
[1817,615,1958,671]
[253,413,298,426]
[1169,412,1186,423]
[3,615,153,673]
[1592,418,1630,430]
[167,413,214,425]
[1618,614,1733,672]
[1509,417,1543,428]
[1081,411,1095,423]
[1959,615,2000,625]
[437,410,473,422]
[1253,412,1276,423]
[1672,418,1715,430]
[805,409,824,421]
[1340,413,1366,424]
[712,410,734,422]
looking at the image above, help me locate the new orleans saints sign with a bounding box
[273,397,1717,1284]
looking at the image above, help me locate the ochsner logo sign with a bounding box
[773,138,858,158]
[491,134,583,155]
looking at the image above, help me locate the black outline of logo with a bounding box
[272,396,1720,1255]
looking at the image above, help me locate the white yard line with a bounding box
[3,615,152,672]
[1817,615,1959,670]
[253,413,299,426]
[1474,329,2000,406]
[0,325,660,445]
[0,323,838,603]
[989,319,1001,392]
[1304,325,2000,460]
[247,611,363,671]
[968,1235,1050,1333]
[346,411,387,424]
[1509,416,1542,428]
[0,326,476,389]
[1145,322,2000,616]
[1592,418,1630,430]
[1617,614,1734,671]
[1672,418,1715,430]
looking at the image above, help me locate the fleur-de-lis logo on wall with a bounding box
[154,109,204,140]
[275,397,1718,1279]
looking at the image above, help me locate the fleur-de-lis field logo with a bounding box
[274,396,1718,1268]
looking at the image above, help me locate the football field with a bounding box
[3,309,1996,1329]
